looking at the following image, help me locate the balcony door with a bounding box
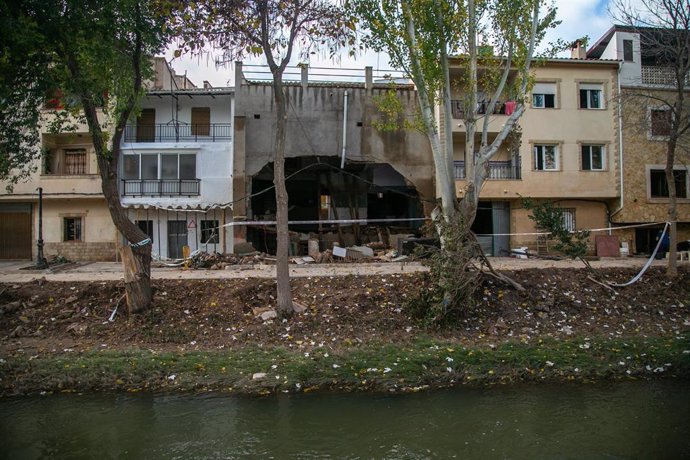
[136,109,156,142]
[167,220,188,259]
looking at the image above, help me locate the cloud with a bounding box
[164,0,616,87]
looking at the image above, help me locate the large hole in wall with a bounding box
[247,156,424,255]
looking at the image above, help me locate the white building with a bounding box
[120,60,235,259]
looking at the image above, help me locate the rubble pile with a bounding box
[189,252,269,270]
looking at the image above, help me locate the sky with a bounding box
[164,0,616,88]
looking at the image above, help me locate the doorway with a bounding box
[167,220,188,259]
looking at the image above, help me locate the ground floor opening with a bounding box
[245,157,425,255]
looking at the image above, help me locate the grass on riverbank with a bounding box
[2,334,689,396]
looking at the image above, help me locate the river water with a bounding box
[1,380,689,459]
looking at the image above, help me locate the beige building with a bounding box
[588,26,690,254]
[0,58,230,263]
[447,48,620,255]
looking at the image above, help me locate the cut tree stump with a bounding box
[120,245,152,314]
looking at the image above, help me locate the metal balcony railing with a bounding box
[121,179,201,196]
[453,157,521,180]
[451,99,516,119]
[124,123,232,142]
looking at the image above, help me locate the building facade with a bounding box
[447,50,620,255]
[588,26,690,254]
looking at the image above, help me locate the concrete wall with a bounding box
[600,31,642,86]
[233,73,435,212]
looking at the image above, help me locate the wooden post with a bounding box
[120,245,152,314]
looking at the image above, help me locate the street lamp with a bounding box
[36,187,48,269]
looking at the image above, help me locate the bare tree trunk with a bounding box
[401,0,456,219]
[64,19,153,314]
[272,73,294,316]
[665,138,678,277]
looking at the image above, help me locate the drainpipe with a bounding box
[340,90,349,168]
[609,60,625,234]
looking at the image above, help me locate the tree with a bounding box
[611,0,690,278]
[351,0,558,224]
[0,0,168,312]
[168,0,356,316]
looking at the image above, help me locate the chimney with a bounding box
[203,80,212,89]
[571,39,586,59]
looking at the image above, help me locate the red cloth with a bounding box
[504,100,516,115]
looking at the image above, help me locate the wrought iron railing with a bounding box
[124,123,232,142]
[453,157,521,180]
[451,99,516,119]
[121,179,201,196]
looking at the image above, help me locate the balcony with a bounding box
[641,66,690,87]
[454,158,521,180]
[121,179,201,197]
[124,123,232,143]
[450,99,516,119]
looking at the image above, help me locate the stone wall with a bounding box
[44,242,117,262]
[614,87,690,224]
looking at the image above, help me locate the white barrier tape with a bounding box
[608,221,670,287]
[220,217,430,228]
[475,221,667,237]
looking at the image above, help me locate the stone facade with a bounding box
[44,242,117,262]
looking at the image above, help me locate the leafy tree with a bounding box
[523,198,592,270]
[167,0,356,316]
[0,0,169,312]
[611,0,690,278]
[351,0,558,224]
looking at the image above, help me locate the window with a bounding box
[64,149,87,175]
[650,108,672,137]
[123,153,196,180]
[191,107,211,136]
[200,220,219,244]
[581,145,605,170]
[532,83,556,108]
[561,208,576,232]
[579,83,603,109]
[649,168,688,198]
[534,144,559,171]
[64,217,82,241]
[136,220,154,243]
[623,40,634,62]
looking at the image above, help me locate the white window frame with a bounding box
[532,82,557,109]
[581,144,606,171]
[534,144,559,171]
[579,83,604,109]
[122,152,197,181]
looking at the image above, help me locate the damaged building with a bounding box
[231,63,434,254]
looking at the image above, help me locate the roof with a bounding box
[245,79,415,90]
[587,25,690,59]
[145,87,234,97]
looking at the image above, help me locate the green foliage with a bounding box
[371,85,425,133]
[0,0,168,190]
[166,0,358,67]
[408,214,481,325]
[523,198,590,260]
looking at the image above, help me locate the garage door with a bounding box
[0,204,32,259]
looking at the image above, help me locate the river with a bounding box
[1,380,689,459]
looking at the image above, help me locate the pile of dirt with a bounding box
[1,267,689,355]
